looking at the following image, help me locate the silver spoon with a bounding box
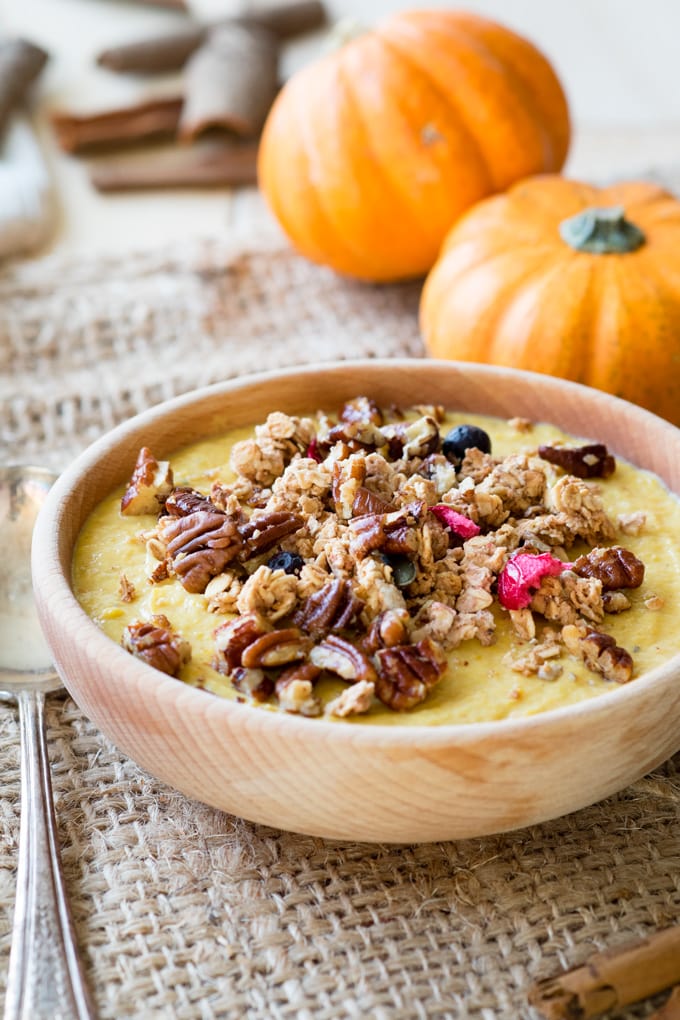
[0,465,95,1020]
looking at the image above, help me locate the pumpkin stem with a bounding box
[325,16,368,51]
[559,205,646,254]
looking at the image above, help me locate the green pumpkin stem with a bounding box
[559,205,646,254]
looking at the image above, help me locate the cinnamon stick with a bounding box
[90,140,258,191]
[96,0,326,74]
[50,97,182,154]
[97,26,206,74]
[529,927,680,1020]
[0,38,48,137]
[179,23,278,141]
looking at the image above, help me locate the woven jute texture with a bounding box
[1,235,679,1020]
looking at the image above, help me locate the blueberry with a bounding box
[267,551,304,575]
[442,424,492,463]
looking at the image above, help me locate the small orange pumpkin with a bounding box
[421,176,680,426]
[258,9,570,282]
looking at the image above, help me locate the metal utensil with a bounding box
[0,465,95,1020]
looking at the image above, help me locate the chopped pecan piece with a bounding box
[562,624,634,683]
[293,579,363,638]
[230,667,274,703]
[275,663,322,716]
[238,510,303,559]
[360,608,411,654]
[119,573,136,603]
[241,628,312,668]
[617,511,646,536]
[327,419,386,451]
[325,680,375,717]
[310,634,377,682]
[381,416,441,459]
[351,485,394,517]
[122,614,191,677]
[332,457,366,519]
[120,447,174,516]
[572,546,645,591]
[602,591,631,614]
[538,443,616,479]
[348,501,424,559]
[214,613,272,672]
[165,487,223,517]
[160,510,242,593]
[375,638,447,711]
[339,396,383,426]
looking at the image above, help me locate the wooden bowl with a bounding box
[32,360,680,842]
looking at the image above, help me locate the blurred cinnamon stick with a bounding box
[97,0,326,74]
[50,97,182,153]
[90,141,258,191]
[179,23,278,140]
[98,26,205,74]
[0,38,48,136]
[529,927,680,1020]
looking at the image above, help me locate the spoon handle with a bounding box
[5,689,96,1020]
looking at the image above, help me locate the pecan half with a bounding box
[241,628,311,668]
[161,510,242,593]
[122,614,191,677]
[572,546,644,591]
[293,579,363,638]
[562,624,634,683]
[238,510,303,559]
[310,634,377,682]
[165,487,223,517]
[375,639,446,711]
[120,447,174,515]
[275,663,322,716]
[538,443,616,479]
[230,667,274,703]
[214,613,272,672]
[339,396,383,426]
[348,501,424,559]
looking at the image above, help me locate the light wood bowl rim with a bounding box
[32,358,680,747]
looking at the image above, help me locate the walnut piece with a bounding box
[121,447,173,516]
[538,443,616,479]
[122,615,191,677]
[562,624,633,683]
[572,546,644,591]
[375,639,446,710]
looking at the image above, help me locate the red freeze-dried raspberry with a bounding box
[306,438,322,463]
[498,552,571,610]
[429,505,481,540]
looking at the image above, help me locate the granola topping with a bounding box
[75,399,673,723]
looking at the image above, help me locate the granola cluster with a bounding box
[119,398,649,718]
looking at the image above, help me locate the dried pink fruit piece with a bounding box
[429,505,481,540]
[498,553,571,611]
[306,438,322,463]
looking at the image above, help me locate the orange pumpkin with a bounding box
[420,176,680,426]
[258,9,570,282]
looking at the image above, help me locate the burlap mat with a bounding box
[1,233,679,1020]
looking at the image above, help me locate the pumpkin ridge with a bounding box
[374,26,494,195]
[436,14,570,170]
[292,58,390,276]
[425,250,566,364]
[401,13,566,172]
[334,50,440,252]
